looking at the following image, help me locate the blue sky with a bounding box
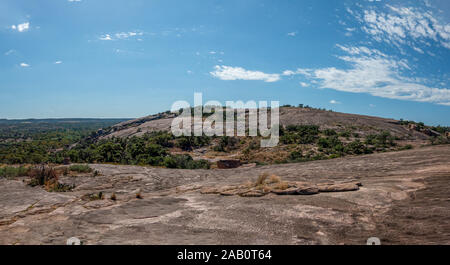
[1,0,449,125]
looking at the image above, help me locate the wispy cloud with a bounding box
[292,45,450,105]
[4,49,15,56]
[330,100,341,104]
[54,61,63,64]
[210,65,281,82]
[299,82,309,87]
[98,31,143,41]
[11,22,30,32]
[350,4,450,50]
[99,34,112,41]
[20,63,30,67]
[287,32,297,37]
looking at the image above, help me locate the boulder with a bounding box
[422,129,440,137]
[217,160,241,169]
[317,183,360,192]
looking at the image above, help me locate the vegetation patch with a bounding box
[69,164,92,173]
[0,166,29,179]
[82,192,104,201]
[27,166,74,192]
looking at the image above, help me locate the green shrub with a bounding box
[69,164,92,173]
[430,136,450,145]
[338,130,351,138]
[289,150,303,161]
[318,136,342,149]
[399,144,413,150]
[213,136,239,152]
[365,132,396,147]
[163,155,210,169]
[0,166,29,179]
[176,136,210,151]
[323,129,337,136]
[344,140,372,155]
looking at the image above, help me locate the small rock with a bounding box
[217,160,241,169]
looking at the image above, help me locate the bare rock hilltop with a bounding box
[0,145,449,245]
[96,107,434,140]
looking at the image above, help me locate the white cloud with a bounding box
[68,0,82,2]
[300,82,309,87]
[20,63,30,67]
[336,44,388,57]
[412,46,425,53]
[282,68,313,77]
[99,31,143,41]
[287,32,297,37]
[282,70,295,76]
[54,61,63,64]
[115,31,142,39]
[99,34,112,41]
[330,100,341,104]
[210,65,281,82]
[11,22,30,32]
[294,46,450,105]
[353,5,450,50]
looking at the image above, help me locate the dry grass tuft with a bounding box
[273,181,290,190]
[255,173,269,186]
[268,174,282,184]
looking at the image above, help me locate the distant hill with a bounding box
[0,118,130,125]
[96,107,435,141]
[81,106,448,165]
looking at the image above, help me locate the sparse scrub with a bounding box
[323,129,337,136]
[27,166,74,192]
[399,144,413,150]
[69,164,92,173]
[430,136,450,145]
[83,192,104,201]
[163,155,210,169]
[281,125,320,145]
[213,136,239,152]
[289,150,303,161]
[0,166,29,179]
